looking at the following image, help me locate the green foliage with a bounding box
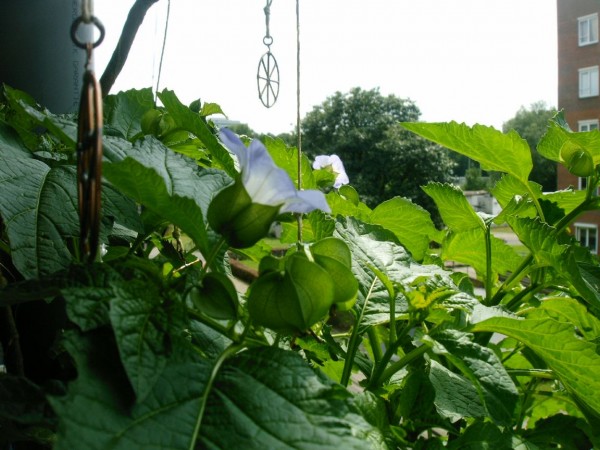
[301,88,455,216]
[2,86,600,450]
[503,101,558,191]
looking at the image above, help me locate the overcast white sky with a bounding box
[95,0,558,135]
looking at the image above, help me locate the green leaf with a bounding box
[441,229,522,279]
[0,121,32,158]
[104,88,155,141]
[157,89,236,177]
[200,102,226,117]
[334,217,411,327]
[103,137,226,255]
[507,217,600,309]
[109,280,186,402]
[538,111,600,165]
[0,375,50,425]
[447,421,512,450]
[198,347,387,449]
[264,136,317,189]
[369,197,438,261]
[423,183,484,231]
[326,190,372,222]
[428,360,487,422]
[50,329,208,450]
[432,329,519,425]
[472,314,600,419]
[0,159,78,278]
[401,121,532,183]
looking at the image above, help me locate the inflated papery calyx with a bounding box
[247,253,335,333]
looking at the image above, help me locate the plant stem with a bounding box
[367,327,382,364]
[189,342,245,449]
[100,0,161,96]
[340,278,376,387]
[507,369,554,379]
[188,309,235,340]
[490,254,533,306]
[367,321,413,390]
[484,224,493,304]
[378,343,430,385]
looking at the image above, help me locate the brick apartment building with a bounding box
[557,0,600,253]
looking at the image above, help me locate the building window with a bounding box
[578,176,600,195]
[579,66,599,97]
[575,223,598,254]
[579,13,599,46]
[579,119,600,131]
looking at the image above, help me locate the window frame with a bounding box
[579,66,600,98]
[578,119,600,131]
[575,222,598,254]
[579,13,599,46]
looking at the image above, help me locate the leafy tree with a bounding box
[502,101,557,191]
[301,87,455,212]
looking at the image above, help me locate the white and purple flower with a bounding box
[312,154,349,188]
[208,129,330,248]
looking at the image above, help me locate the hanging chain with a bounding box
[257,0,279,108]
[71,3,105,262]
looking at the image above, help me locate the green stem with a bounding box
[484,224,493,304]
[188,309,236,340]
[367,327,382,364]
[189,342,246,449]
[201,236,227,275]
[490,254,533,306]
[340,278,377,387]
[378,343,430,385]
[367,322,414,390]
[507,368,554,379]
[388,291,397,345]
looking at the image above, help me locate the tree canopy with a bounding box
[502,101,557,191]
[301,87,455,217]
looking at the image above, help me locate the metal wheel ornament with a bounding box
[257,51,279,108]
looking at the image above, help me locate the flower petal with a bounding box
[281,189,331,214]
[219,128,248,171]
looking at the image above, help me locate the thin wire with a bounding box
[154,0,171,104]
[82,0,93,23]
[296,0,303,242]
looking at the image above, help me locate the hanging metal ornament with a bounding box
[71,1,105,263]
[257,0,279,108]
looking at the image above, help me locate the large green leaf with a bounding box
[50,330,208,450]
[538,111,600,165]
[472,314,600,419]
[369,197,438,261]
[432,329,519,426]
[422,183,484,231]
[441,228,522,279]
[0,159,78,278]
[198,347,387,449]
[104,88,155,141]
[401,121,532,183]
[507,217,600,309]
[157,89,236,177]
[0,152,142,278]
[334,217,411,327]
[103,137,228,255]
[428,360,487,422]
[109,280,187,403]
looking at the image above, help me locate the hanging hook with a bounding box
[76,48,103,262]
[72,1,104,263]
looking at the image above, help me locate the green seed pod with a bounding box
[561,143,595,177]
[188,272,239,320]
[247,253,335,333]
[310,237,358,310]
